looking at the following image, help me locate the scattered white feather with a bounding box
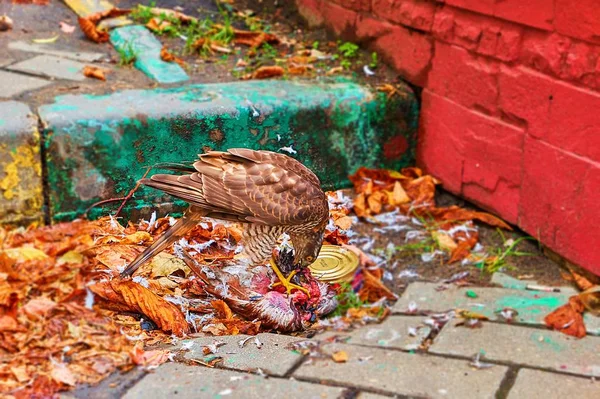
[254,336,263,349]
[84,288,95,309]
[146,211,157,231]
[277,134,281,142]
[279,145,297,154]
[218,389,233,396]
[363,65,375,76]
[245,99,260,117]
[181,341,194,351]
[398,269,420,279]
[132,276,150,288]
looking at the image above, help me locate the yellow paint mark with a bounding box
[0,127,43,215]
[62,0,132,29]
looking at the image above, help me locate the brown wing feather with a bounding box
[142,149,328,226]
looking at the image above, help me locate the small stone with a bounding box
[8,55,89,81]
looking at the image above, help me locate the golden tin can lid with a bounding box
[308,245,360,283]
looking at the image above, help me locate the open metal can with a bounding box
[308,245,360,283]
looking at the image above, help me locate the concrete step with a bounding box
[33,79,418,222]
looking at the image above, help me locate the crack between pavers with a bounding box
[495,366,520,399]
[292,375,425,399]
[391,311,599,338]
[111,370,151,399]
[423,350,598,380]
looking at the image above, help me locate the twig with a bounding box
[84,197,127,218]
[114,167,152,218]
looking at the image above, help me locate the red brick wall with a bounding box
[296,0,600,275]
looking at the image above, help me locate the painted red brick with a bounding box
[520,31,572,79]
[418,91,524,222]
[520,138,600,274]
[445,0,494,15]
[320,1,358,37]
[432,6,523,62]
[428,43,499,114]
[328,0,371,12]
[555,0,600,45]
[356,16,433,86]
[417,91,464,194]
[295,0,325,27]
[494,0,553,31]
[499,65,600,162]
[372,0,437,31]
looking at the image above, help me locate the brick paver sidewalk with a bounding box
[65,281,600,399]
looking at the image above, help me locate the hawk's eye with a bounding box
[305,256,314,262]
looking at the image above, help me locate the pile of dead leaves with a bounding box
[349,167,511,264]
[0,216,243,396]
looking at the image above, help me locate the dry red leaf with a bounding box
[160,46,186,67]
[448,234,479,263]
[78,8,131,43]
[89,280,190,336]
[358,268,397,302]
[233,29,279,47]
[243,65,285,80]
[83,65,108,81]
[544,296,587,338]
[78,17,109,43]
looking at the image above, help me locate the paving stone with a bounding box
[393,282,600,335]
[316,316,430,351]
[294,343,508,398]
[0,101,44,225]
[183,333,307,376]
[123,362,343,399]
[0,70,51,98]
[7,55,89,81]
[8,41,105,63]
[430,320,600,377]
[507,369,600,398]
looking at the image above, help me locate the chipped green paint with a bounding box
[495,295,563,315]
[110,25,189,83]
[39,80,418,222]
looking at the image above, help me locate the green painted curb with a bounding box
[110,25,189,84]
[0,101,44,225]
[38,79,418,222]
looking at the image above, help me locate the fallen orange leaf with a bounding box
[83,65,108,81]
[332,350,348,363]
[243,66,285,80]
[544,296,586,338]
[89,280,190,336]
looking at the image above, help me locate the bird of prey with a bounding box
[120,148,330,295]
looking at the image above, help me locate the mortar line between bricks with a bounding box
[494,367,520,399]
[114,368,155,398]
[392,312,600,337]
[421,350,599,380]
[282,353,308,378]
[291,375,426,399]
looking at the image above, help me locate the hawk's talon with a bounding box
[269,260,310,296]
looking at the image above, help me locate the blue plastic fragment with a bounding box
[109,25,189,84]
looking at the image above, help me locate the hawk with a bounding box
[121,148,330,294]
